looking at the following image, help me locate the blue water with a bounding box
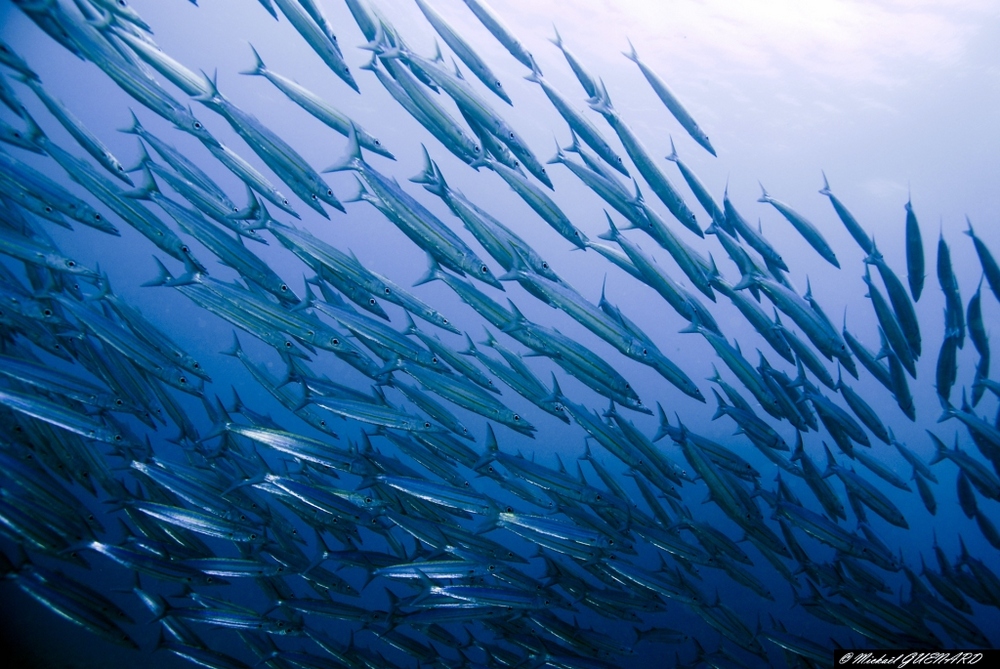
[1,0,999,666]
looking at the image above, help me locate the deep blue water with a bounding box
[1,0,999,667]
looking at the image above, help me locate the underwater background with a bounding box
[1,0,999,666]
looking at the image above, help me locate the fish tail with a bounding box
[622,37,639,63]
[524,54,543,84]
[471,424,500,472]
[323,123,364,173]
[413,253,443,287]
[818,170,832,196]
[597,210,619,241]
[121,163,158,200]
[665,135,678,163]
[408,145,444,196]
[141,256,175,287]
[459,332,478,357]
[240,43,267,77]
[545,135,565,166]
[652,402,671,442]
[549,24,563,48]
[756,181,770,203]
[587,78,613,116]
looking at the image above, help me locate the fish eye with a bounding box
[283,199,289,205]
[43,309,51,317]
[332,338,339,345]
[181,245,190,253]
[625,383,630,389]
[642,348,647,355]
[513,414,520,421]
[542,262,548,269]
[179,376,187,384]
[45,206,52,212]
[194,362,201,368]
[280,284,288,292]
[496,82,502,88]
[508,132,514,139]
[193,121,202,129]
[311,194,318,200]
[285,341,292,348]
[383,288,391,295]
[250,533,257,540]
[66,260,76,267]
[365,497,372,504]
[595,494,602,501]
[95,214,101,220]
[375,140,381,146]
[432,356,438,363]
[326,189,333,196]
[369,298,375,305]
[423,422,431,428]
[442,319,448,324]
[320,420,327,426]
[118,165,124,172]
[206,576,213,583]
[481,266,488,273]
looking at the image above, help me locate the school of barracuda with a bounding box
[0,0,998,667]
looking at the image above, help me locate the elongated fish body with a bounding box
[936,333,959,402]
[526,62,627,176]
[23,77,131,184]
[270,0,357,91]
[415,0,510,105]
[968,280,990,405]
[112,28,211,98]
[361,54,482,166]
[197,76,341,216]
[965,218,1000,304]
[818,172,872,255]
[413,149,558,280]
[622,40,715,157]
[329,128,501,288]
[138,160,264,244]
[468,335,566,420]
[370,34,547,183]
[685,322,777,412]
[461,0,533,69]
[243,46,392,157]
[665,137,724,228]
[147,190,296,305]
[121,111,233,210]
[0,385,126,445]
[487,157,587,248]
[905,196,925,300]
[409,325,497,394]
[549,144,647,231]
[550,26,597,98]
[723,189,786,271]
[836,375,890,444]
[843,327,893,392]
[58,14,217,143]
[267,223,386,318]
[862,268,915,378]
[758,185,839,268]
[865,243,921,359]
[590,82,702,238]
[937,231,965,347]
[791,435,846,521]
[0,226,98,279]
[886,346,915,421]
[601,216,718,330]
